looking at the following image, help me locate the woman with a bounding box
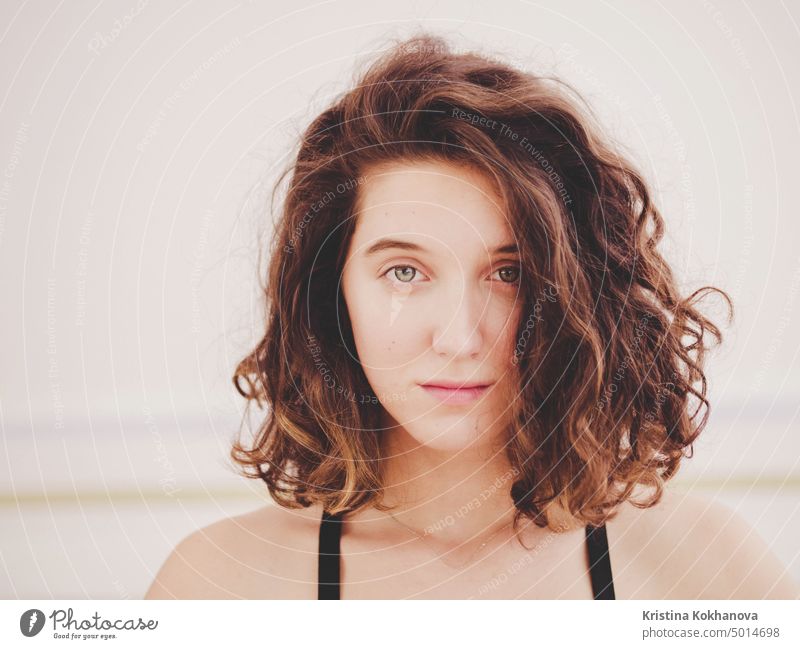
[145,34,799,600]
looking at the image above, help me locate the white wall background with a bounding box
[0,0,798,598]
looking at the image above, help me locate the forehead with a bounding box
[351,159,513,253]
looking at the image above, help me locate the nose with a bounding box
[431,282,484,358]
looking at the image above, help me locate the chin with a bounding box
[401,421,487,452]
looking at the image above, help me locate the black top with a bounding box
[318,509,616,599]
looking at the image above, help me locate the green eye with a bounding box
[385,265,420,283]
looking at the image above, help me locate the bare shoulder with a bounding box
[144,501,324,599]
[607,488,800,599]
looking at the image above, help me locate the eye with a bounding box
[383,264,427,285]
[494,266,521,285]
[382,264,521,286]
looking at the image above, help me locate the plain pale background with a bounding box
[0,0,798,597]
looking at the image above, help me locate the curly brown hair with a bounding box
[230,33,733,532]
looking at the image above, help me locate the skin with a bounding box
[338,158,526,555]
[145,160,800,600]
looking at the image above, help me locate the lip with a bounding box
[420,380,494,389]
[419,382,494,404]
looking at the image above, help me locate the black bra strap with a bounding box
[318,510,343,599]
[320,510,615,600]
[585,523,616,600]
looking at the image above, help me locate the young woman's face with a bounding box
[341,159,523,452]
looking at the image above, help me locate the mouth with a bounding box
[418,381,494,404]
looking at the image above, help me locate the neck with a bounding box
[375,421,524,547]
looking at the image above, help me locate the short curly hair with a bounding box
[231,33,732,532]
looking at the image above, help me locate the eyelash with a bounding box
[382,264,521,287]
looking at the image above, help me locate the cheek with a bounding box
[353,327,416,410]
[345,280,421,384]
[488,300,523,365]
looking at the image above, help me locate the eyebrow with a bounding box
[363,238,519,257]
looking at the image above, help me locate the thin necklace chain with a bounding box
[387,511,514,570]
